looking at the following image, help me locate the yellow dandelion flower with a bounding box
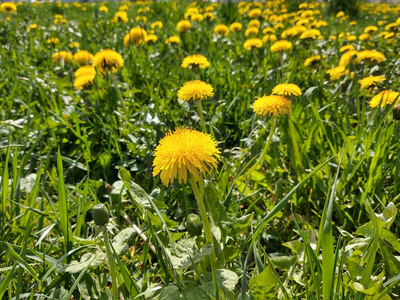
[165,36,181,44]
[300,29,322,40]
[52,51,73,63]
[214,24,229,37]
[272,83,302,97]
[245,27,259,37]
[191,14,204,22]
[370,90,400,108]
[359,33,371,41]
[75,65,96,78]
[99,5,108,13]
[262,34,277,43]
[243,38,263,51]
[262,27,275,34]
[270,40,292,53]
[177,20,191,32]
[93,49,124,74]
[253,95,292,117]
[69,42,80,49]
[28,24,38,31]
[46,37,60,45]
[73,50,94,65]
[339,50,358,66]
[339,45,354,53]
[359,76,386,90]
[204,12,214,22]
[354,50,385,64]
[248,19,261,28]
[74,73,95,90]
[153,128,220,186]
[177,80,214,102]
[327,66,349,81]
[304,55,322,67]
[1,2,17,12]
[145,34,158,44]
[385,22,399,31]
[127,27,147,45]
[364,26,378,34]
[345,35,357,42]
[182,55,210,69]
[113,11,128,23]
[151,21,163,29]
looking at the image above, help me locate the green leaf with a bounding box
[184,283,210,300]
[111,227,136,256]
[59,252,105,274]
[249,265,277,300]
[233,214,254,232]
[205,181,227,223]
[158,285,182,300]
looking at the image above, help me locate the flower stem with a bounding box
[241,116,276,179]
[110,72,128,115]
[190,174,216,264]
[103,229,119,300]
[196,100,207,133]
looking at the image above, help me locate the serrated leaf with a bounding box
[60,252,105,274]
[249,265,277,300]
[184,283,210,300]
[205,181,227,223]
[158,285,182,300]
[233,214,254,232]
[111,228,136,255]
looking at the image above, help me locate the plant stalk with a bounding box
[103,229,119,300]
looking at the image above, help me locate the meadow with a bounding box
[1,0,400,299]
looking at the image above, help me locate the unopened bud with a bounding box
[393,103,400,121]
[92,204,110,226]
[187,214,203,236]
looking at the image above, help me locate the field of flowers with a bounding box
[1,0,400,299]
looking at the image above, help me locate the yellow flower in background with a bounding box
[339,50,358,66]
[359,33,371,41]
[214,24,229,37]
[93,49,124,74]
[191,14,204,22]
[262,27,275,34]
[345,35,357,41]
[385,22,399,31]
[364,26,378,34]
[74,73,95,90]
[73,50,94,65]
[177,20,191,32]
[327,66,349,80]
[99,5,108,13]
[165,36,181,44]
[355,50,385,64]
[118,4,129,11]
[336,11,345,18]
[243,38,263,50]
[151,21,163,29]
[113,11,128,23]
[69,42,80,49]
[253,95,292,117]
[46,38,60,45]
[28,24,38,31]
[1,2,17,12]
[249,8,262,18]
[135,16,147,23]
[145,34,158,44]
[370,90,400,108]
[52,51,73,63]
[272,83,302,97]
[270,40,292,53]
[204,12,214,22]
[339,45,354,53]
[177,80,214,102]
[153,128,220,186]
[75,65,96,78]
[182,55,210,69]
[128,27,147,45]
[300,29,322,40]
[262,34,277,43]
[359,75,386,90]
[248,19,261,28]
[245,27,259,37]
[304,55,322,67]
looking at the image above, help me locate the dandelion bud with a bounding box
[187,213,203,236]
[393,103,400,121]
[92,204,110,226]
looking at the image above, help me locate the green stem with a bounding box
[110,72,128,115]
[241,116,276,179]
[103,229,119,300]
[196,100,207,133]
[190,174,216,264]
[288,112,303,174]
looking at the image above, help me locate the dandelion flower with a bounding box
[182,55,210,69]
[74,73,95,90]
[177,20,191,32]
[73,50,94,65]
[339,50,358,66]
[75,65,96,78]
[355,50,385,64]
[230,22,242,32]
[304,55,322,67]
[339,45,354,53]
[364,26,378,34]
[214,24,229,37]
[151,21,163,29]
[300,29,322,40]
[46,37,60,45]
[52,51,73,63]
[145,34,158,44]
[272,83,302,97]
[327,66,349,81]
[99,5,108,13]
[28,24,38,31]
[253,95,291,117]
[249,8,261,18]
[245,27,259,37]
[127,27,147,45]
[93,49,124,74]
[248,19,261,28]
[153,128,220,186]
[243,38,263,51]
[1,2,17,12]
[270,40,292,53]
[113,11,128,23]
[166,36,181,44]
[359,33,371,41]
[370,90,400,108]
[359,76,386,90]
[262,34,277,43]
[177,80,214,102]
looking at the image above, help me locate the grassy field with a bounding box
[1,0,400,299]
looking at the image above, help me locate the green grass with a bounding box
[1,0,400,299]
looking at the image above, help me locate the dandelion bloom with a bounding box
[52,51,73,63]
[214,24,229,37]
[145,34,158,44]
[359,76,386,90]
[355,50,385,64]
[270,40,292,53]
[272,83,302,97]
[28,24,38,31]
[177,80,214,102]
[182,55,210,69]
[339,50,358,66]
[230,22,242,32]
[153,128,220,186]
[93,49,124,74]
[243,38,263,51]
[73,50,94,65]
[127,27,147,46]
[359,33,371,41]
[69,42,80,49]
[364,26,378,34]
[253,95,292,117]
[46,38,60,45]
[245,27,259,37]
[300,29,322,40]
[327,66,349,81]
[98,5,108,13]
[1,2,17,12]
[249,8,262,18]
[204,12,214,22]
[248,19,261,28]
[113,11,128,23]
[339,45,354,53]
[75,65,96,78]
[304,55,322,67]
[165,36,181,44]
[191,14,203,22]
[262,27,275,34]
[262,34,277,43]
[370,90,400,108]
[345,35,357,42]
[177,20,191,32]
[151,21,163,29]
[74,74,95,90]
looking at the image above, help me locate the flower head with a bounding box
[355,50,385,64]
[243,38,263,51]
[73,50,94,65]
[177,20,191,32]
[151,21,163,29]
[145,34,158,44]
[364,26,378,34]
[230,22,242,32]
[93,49,124,74]
[52,51,73,63]
[166,36,181,44]
[214,24,229,37]
[300,29,322,40]
[327,66,349,80]
[270,40,292,53]
[262,34,277,43]
[304,55,322,67]
[113,11,128,23]
[1,2,17,12]
[370,90,400,108]
[75,65,96,78]
[177,80,214,102]
[272,83,302,97]
[339,45,354,53]
[359,75,386,90]
[253,95,292,117]
[182,55,210,69]
[245,27,259,37]
[46,37,60,45]
[153,128,220,186]
[74,73,95,90]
